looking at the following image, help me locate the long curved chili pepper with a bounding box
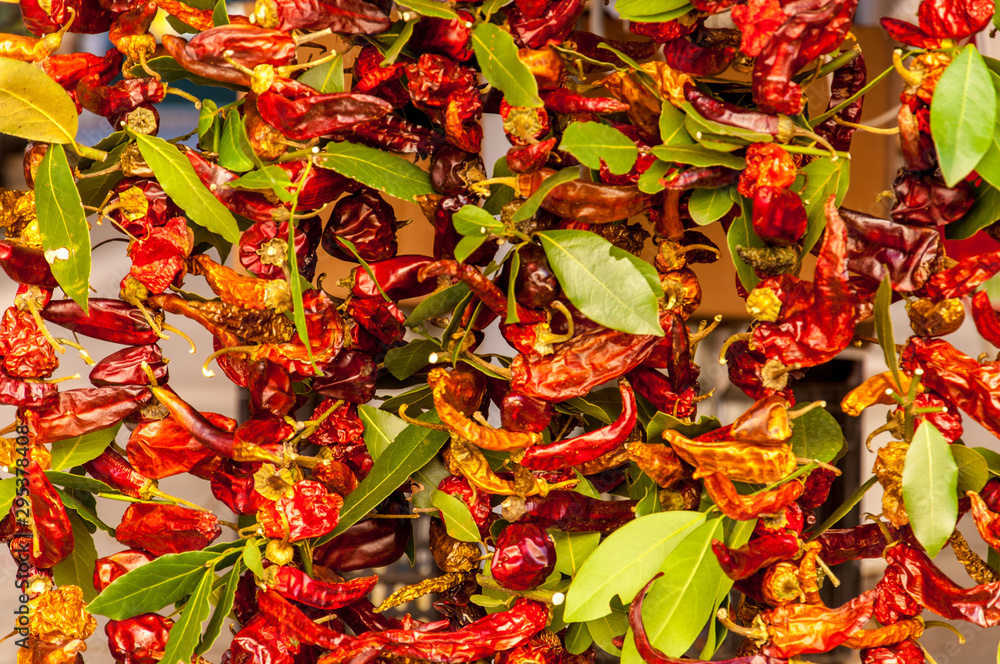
[663,430,798,485]
[29,385,151,442]
[971,291,1000,349]
[923,249,1000,301]
[507,168,654,224]
[258,587,363,650]
[431,368,542,451]
[684,83,796,140]
[884,542,1000,627]
[343,255,435,299]
[89,344,168,387]
[189,254,291,312]
[41,298,160,345]
[539,89,629,114]
[701,472,805,520]
[517,379,636,470]
[266,565,378,609]
[26,457,74,568]
[813,523,906,566]
[502,490,637,532]
[629,574,791,664]
[712,531,801,580]
[841,619,924,649]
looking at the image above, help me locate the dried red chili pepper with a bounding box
[0,373,56,408]
[238,219,310,281]
[502,491,636,533]
[265,565,378,609]
[437,475,493,537]
[662,31,737,77]
[840,207,941,292]
[751,0,859,115]
[508,0,584,48]
[105,613,173,664]
[42,299,159,345]
[507,139,559,175]
[861,639,925,664]
[814,523,905,566]
[93,549,155,592]
[229,614,302,664]
[664,430,798,484]
[25,458,74,568]
[409,10,475,62]
[257,480,343,542]
[492,523,556,591]
[342,255,435,300]
[752,187,808,246]
[750,198,856,367]
[313,496,411,571]
[257,89,393,141]
[76,76,165,120]
[321,188,398,262]
[873,563,922,625]
[0,241,59,289]
[712,531,801,580]
[885,541,1000,627]
[494,168,655,224]
[971,290,1000,348]
[249,0,391,33]
[518,380,636,470]
[702,472,805,520]
[923,249,1000,301]
[89,344,167,387]
[21,0,112,35]
[28,385,151,442]
[127,216,193,294]
[115,502,220,556]
[891,168,974,227]
[0,307,57,379]
[813,52,867,153]
[539,89,629,114]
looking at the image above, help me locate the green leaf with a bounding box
[552,531,601,576]
[455,235,487,263]
[973,74,1000,191]
[621,4,693,22]
[160,565,215,664]
[228,166,296,202]
[454,205,504,237]
[787,403,844,464]
[384,339,441,380]
[506,249,521,324]
[902,421,959,557]
[874,276,902,390]
[56,489,115,535]
[359,405,448,508]
[947,181,1000,240]
[320,142,434,202]
[699,519,756,659]
[218,112,254,172]
[50,423,121,471]
[565,622,593,654]
[212,0,229,24]
[587,607,628,656]
[681,103,773,145]
[615,0,688,19]
[688,187,735,225]
[132,133,241,243]
[472,23,542,108]
[660,102,694,146]
[197,561,241,654]
[198,99,220,140]
[243,538,264,578]
[323,420,450,540]
[953,445,989,494]
[396,0,459,17]
[0,59,78,144]
[798,158,849,257]
[645,413,721,442]
[638,160,671,195]
[298,53,345,93]
[512,166,579,222]
[45,471,116,495]
[727,196,762,291]
[652,144,745,169]
[561,122,638,175]
[382,19,415,67]
[52,509,99,603]
[975,446,1000,475]
[620,519,726,664]
[484,157,515,215]
[631,471,661,517]
[77,140,127,208]
[87,551,221,619]
[931,45,996,187]
[36,144,90,311]
[406,282,471,326]
[0,478,15,516]
[563,511,705,622]
[537,230,663,336]
[431,490,481,542]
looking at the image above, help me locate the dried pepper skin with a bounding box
[26,458,74,568]
[115,503,221,555]
[93,549,155,592]
[712,531,801,580]
[492,523,556,591]
[105,613,173,664]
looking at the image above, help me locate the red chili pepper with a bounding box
[891,168,974,227]
[83,448,161,500]
[28,385,151,442]
[628,366,699,419]
[20,0,112,35]
[257,480,343,542]
[491,523,556,591]
[813,52,867,152]
[509,168,655,224]
[506,138,558,174]
[89,344,167,387]
[702,472,805,521]
[502,490,636,533]
[409,10,475,62]
[26,457,74,567]
[256,89,394,141]
[41,298,160,345]
[840,207,942,292]
[184,149,293,224]
[105,613,174,664]
[873,562,922,625]
[752,186,808,246]
[321,188,398,262]
[93,549,155,592]
[861,639,925,664]
[313,496,412,572]
[257,586,358,650]
[539,89,629,114]
[662,31,736,77]
[115,502,220,556]
[249,0,391,33]
[518,380,636,470]
[266,565,378,609]
[508,0,584,48]
[76,77,165,119]
[0,240,59,289]
[712,531,801,580]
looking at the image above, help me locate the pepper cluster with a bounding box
[3,0,1000,661]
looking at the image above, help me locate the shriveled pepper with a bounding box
[712,530,801,580]
[266,565,378,609]
[702,472,806,520]
[115,502,220,555]
[664,430,798,484]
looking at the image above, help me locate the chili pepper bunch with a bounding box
[3,0,1000,661]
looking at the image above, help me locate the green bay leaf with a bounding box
[52,510,99,603]
[563,511,704,622]
[874,276,901,389]
[36,144,90,311]
[931,45,996,187]
[298,53,345,93]
[160,565,215,664]
[86,550,221,620]
[946,181,1000,240]
[787,403,844,463]
[218,112,254,172]
[50,422,121,472]
[132,133,241,243]
[552,530,601,576]
[688,187,736,225]
[902,421,958,557]
[652,144,746,169]
[537,230,663,336]
[561,122,638,175]
[197,561,241,655]
[953,445,989,494]
[512,167,579,222]
[320,142,434,202]
[384,339,441,380]
[431,490,480,542]
[727,195,762,291]
[472,23,541,108]
[0,59,78,144]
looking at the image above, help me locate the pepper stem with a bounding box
[689,315,723,352]
[794,457,841,475]
[892,49,923,88]
[165,86,202,109]
[399,403,452,431]
[141,361,159,388]
[201,345,256,377]
[279,50,341,74]
[54,338,95,365]
[788,401,826,420]
[23,296,65,355]
[714,608,762,641]
[149,487,209,512]
[161,324,197,353]
[460,351,512,380]
[814,554,840,587]
[35,373,80,384]
[138,52,159,80]
[833,116,899,135]
[923,620,965,643]
[470,176,518,196]
[293,28,332,44]
[718,332,752,364]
